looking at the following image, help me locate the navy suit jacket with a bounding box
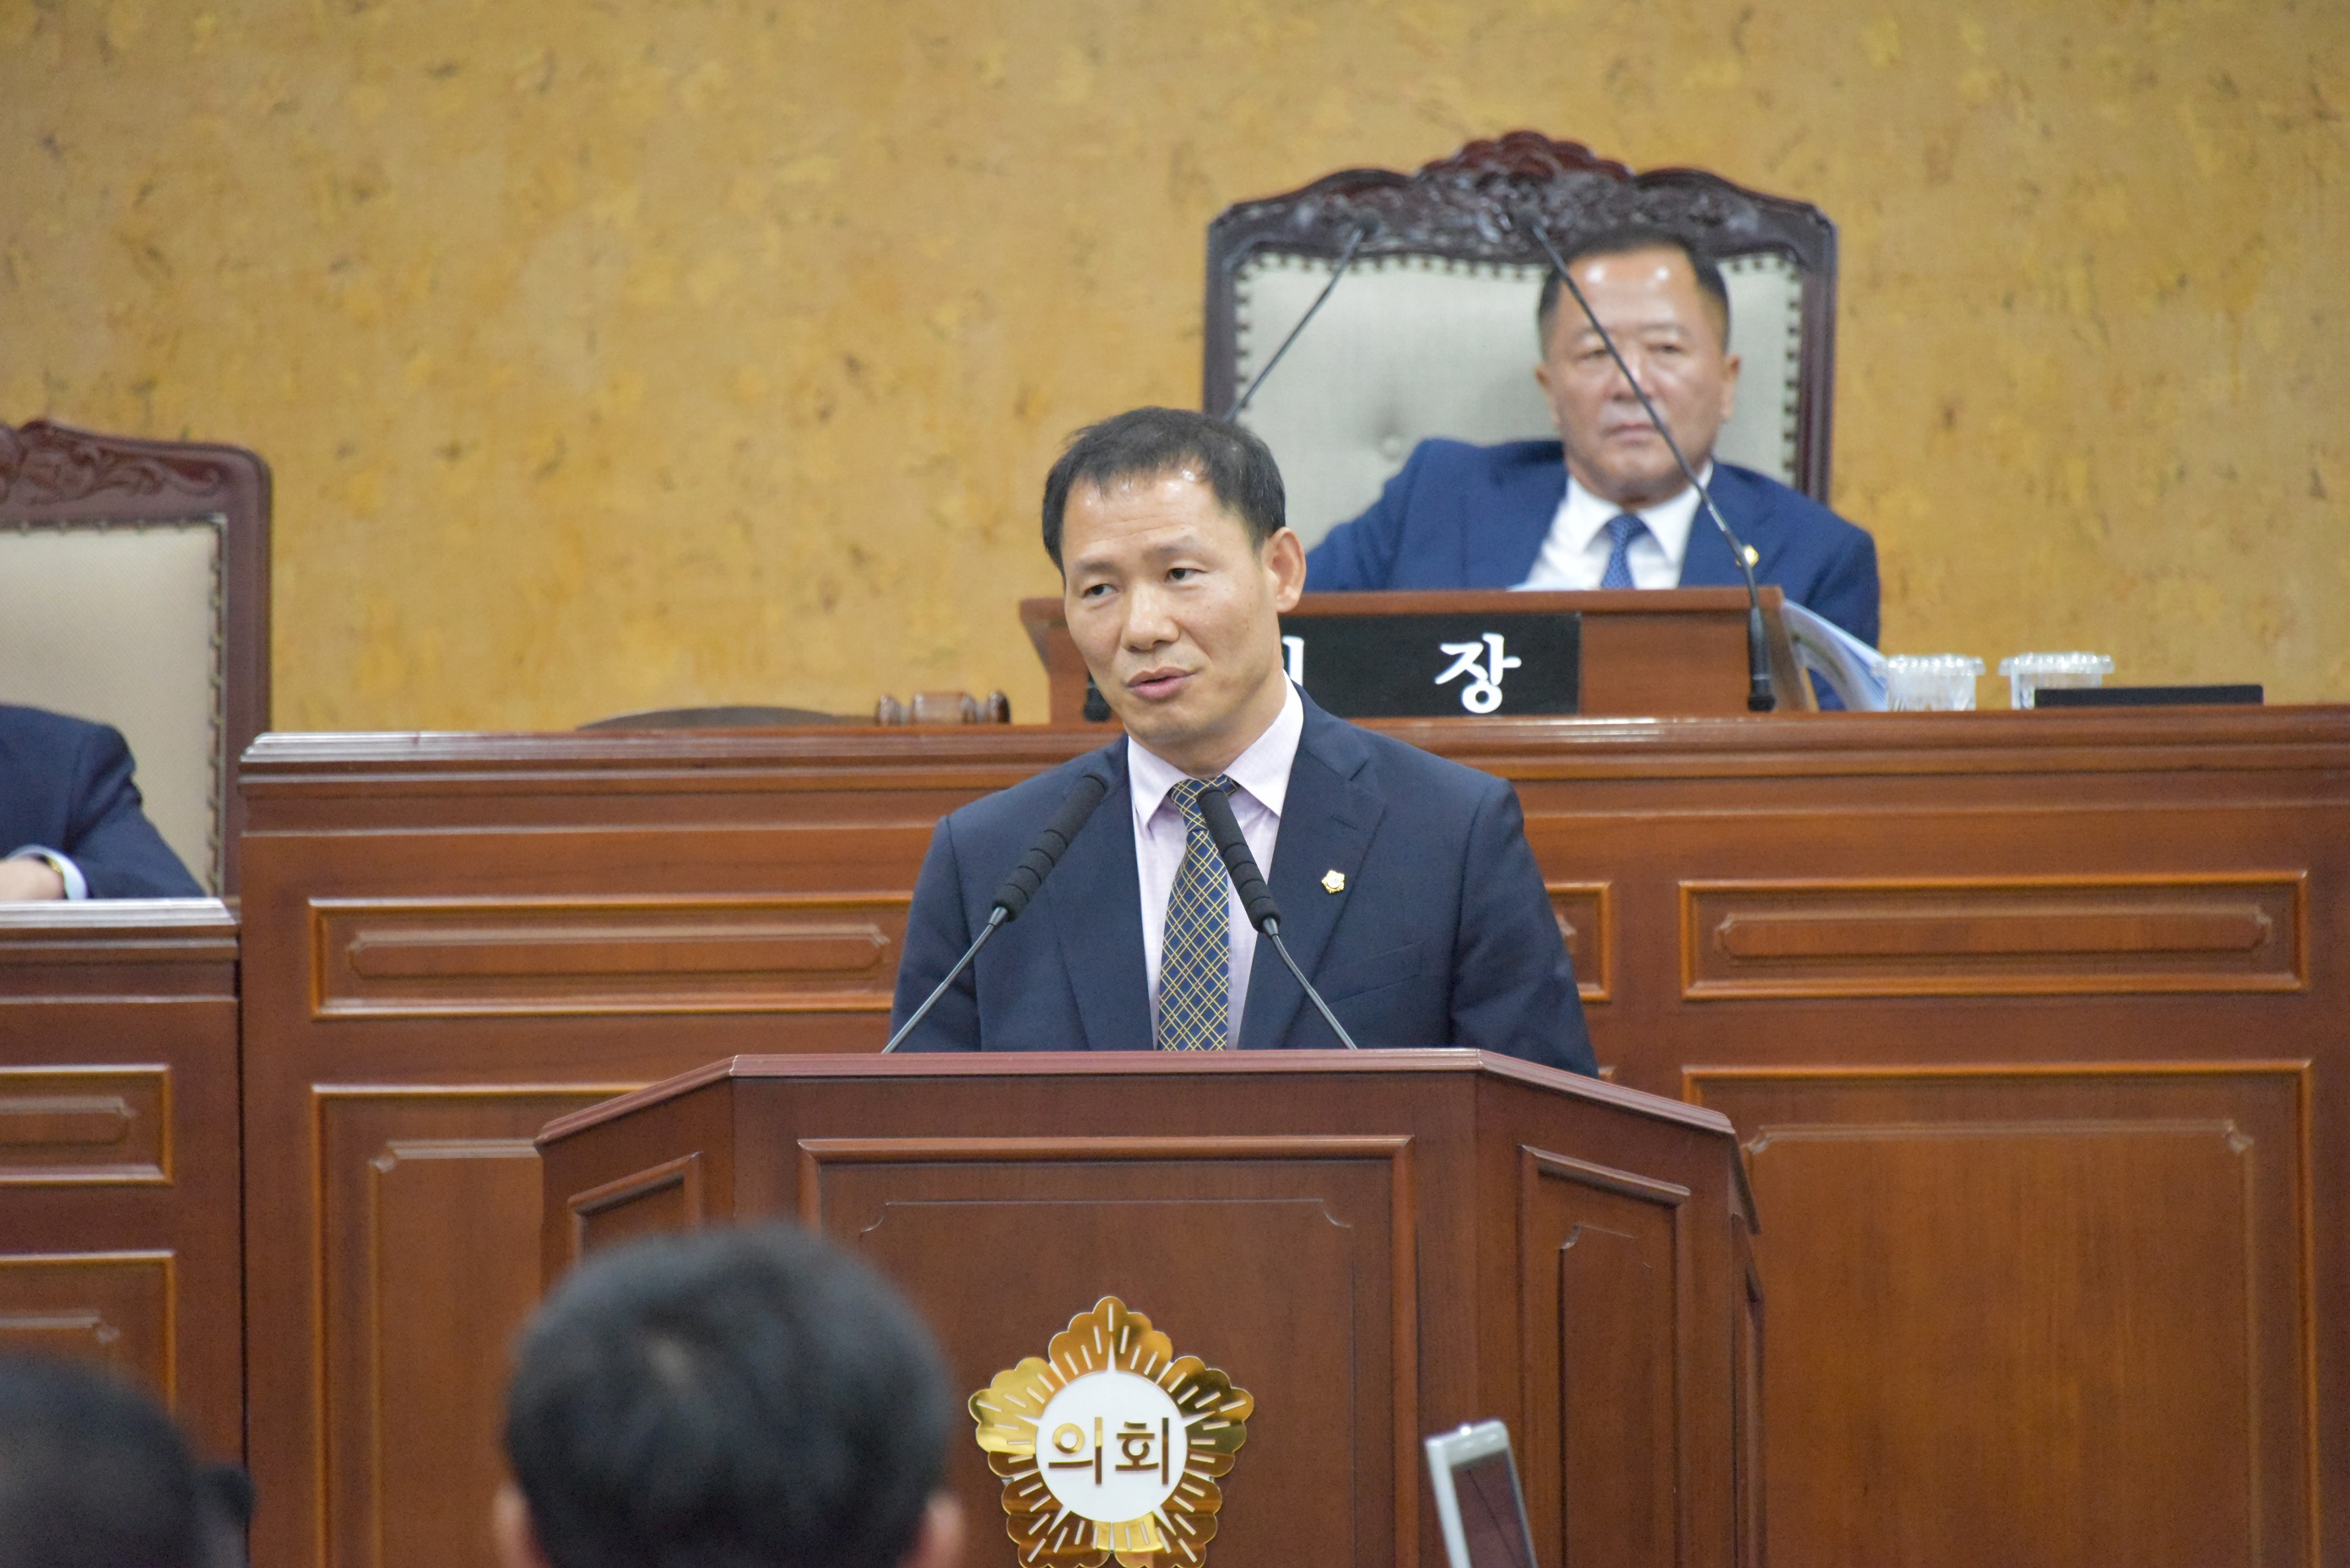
[1305,438,1881,646]
[0,706,203,898]
[889,694,1595,1074]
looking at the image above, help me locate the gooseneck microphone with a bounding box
[880,769,1113,1053]
[1225,215,1379,421]
[1194,784,1361,1051]
[1518,214,1777,713]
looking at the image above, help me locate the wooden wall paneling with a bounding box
[1514,1147,1687,1568]
[1688,1063,2315,1568]
[0,1064,171,1182]
[0,1250,175,1390]
[565,1151,706,1257]
[1546,882,1611,1004]
[237,729,1101,1568]
[310,1087,633,1568]
[0,901,241,1459]
[1731,1225,1764,1568]
[1430,706,2350,1559]
[311,895,908,1018]
[244,708,2350,1568]
[1680,873,2306,998]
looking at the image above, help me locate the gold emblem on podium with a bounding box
[971,1297,1254,1568]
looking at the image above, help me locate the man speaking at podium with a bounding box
[1303,224,1880,648]
[889,407,1594,1073]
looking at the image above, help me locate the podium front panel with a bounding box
[537,1052,1752,1568]
[803,1134,1412,1568]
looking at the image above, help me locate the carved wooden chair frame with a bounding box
[0,420,272,891]
[1202,130,1840,501]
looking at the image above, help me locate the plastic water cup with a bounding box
[1885,655,1985,711]
[1999,652,2114,710]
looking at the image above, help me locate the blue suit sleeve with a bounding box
[1448,781,1597,1075]
[888,817,982,1051]
[62,725,203,898]
[1806,526,1881,649]
[1303,447,1428,592]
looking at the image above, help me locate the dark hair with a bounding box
[503,1225,953,1568]
[1536,223,1732,347]
[1040,407,1286,568]
[0,1355,208,1568]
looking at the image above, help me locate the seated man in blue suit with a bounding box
[890,407,1593,1073]
[0,704,203,900]
[1305,223,1880,649]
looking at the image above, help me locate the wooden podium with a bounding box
[1021,588,1813,724]
[538,1050,1761,1568]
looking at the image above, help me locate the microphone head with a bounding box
[1194,783,1282,932]
[991,768,1112,921]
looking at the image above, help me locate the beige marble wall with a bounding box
[2,0,2342,725]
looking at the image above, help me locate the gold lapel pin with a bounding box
[1321,869,1346,894]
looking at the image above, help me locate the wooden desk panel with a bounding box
[240,711,2350,1568]
[0,900,243,1461]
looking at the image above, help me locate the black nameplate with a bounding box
[1279,613,1581,718]
[2033,684,2264,709]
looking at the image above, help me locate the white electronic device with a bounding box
[1423,1419,1537,1568]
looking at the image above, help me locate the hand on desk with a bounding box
[0,856,68,900]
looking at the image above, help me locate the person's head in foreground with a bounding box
[1042,406,1305,779]
[496,1225,961,1568]
[0,1354,221,1568]
[1534,223,1742,511]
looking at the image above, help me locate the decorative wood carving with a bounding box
[1209,132,1833,274]
[0,420,236,507]
[1203,131,1840,497]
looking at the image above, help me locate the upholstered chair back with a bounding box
[1205,133,1838,549]
[0,422,271,893]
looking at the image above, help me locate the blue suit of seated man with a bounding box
[1304,222,1881,655]
[0,704,203,900]
[1306,439,1880,648]
[889,406,1594,1074]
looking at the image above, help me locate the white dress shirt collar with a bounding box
[1126,677,1303,824]
[1518,461,1714,592]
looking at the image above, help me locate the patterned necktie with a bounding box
[1600,512,1647,590]
[1156,776,1234,1052]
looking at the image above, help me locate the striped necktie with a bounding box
[1600,512,1647,590]
[1156,776,1234,1052]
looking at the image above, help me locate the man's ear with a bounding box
[902,1492,966,1568]
[1717,351,1741,423]
[1261,527,1307,610]
[491,1481,554,1568]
